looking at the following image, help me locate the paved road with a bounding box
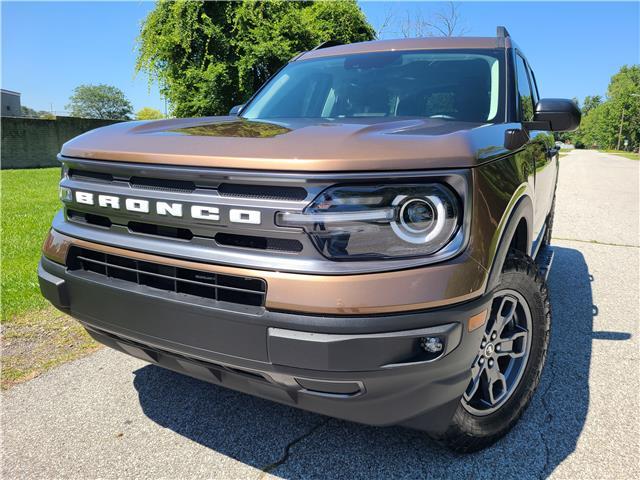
[3,150,639,479]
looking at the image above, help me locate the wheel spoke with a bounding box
[483,366,508,405]
[461,288,533,416]
[498,328,527,359]
[464,360,486,401]
[495,295,518,332]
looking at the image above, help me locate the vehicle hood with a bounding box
[61,116,510,171]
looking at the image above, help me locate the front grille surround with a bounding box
[67,247,267,307]
[58,156,472,275]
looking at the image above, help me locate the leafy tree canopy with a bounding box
[66,84,133,120]
[136,0,375,117]
[561,65,639,150]
[581,95,602,115]
[136,107,165,120]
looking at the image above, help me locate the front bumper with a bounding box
[39,255,490,433]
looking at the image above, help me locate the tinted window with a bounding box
[527,63,540,105]
[515,54,534,121]
[243,50,504,123]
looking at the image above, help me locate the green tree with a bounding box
[607,65,640,149]
[136,107,165,120]
[21,106,55,119]
[66,84,133,120]
[582,95,602,115]
[571,65,640,150]
[136,0,375,117]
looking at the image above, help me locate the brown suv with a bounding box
[39,27,580,451]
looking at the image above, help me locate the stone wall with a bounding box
[1,116,123,169]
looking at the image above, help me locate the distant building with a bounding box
[1,89,22,117]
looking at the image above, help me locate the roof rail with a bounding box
[496,26,510,38]
[312,40,343,50]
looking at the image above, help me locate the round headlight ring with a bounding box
[391,194,447,245]
[399,197,435,233]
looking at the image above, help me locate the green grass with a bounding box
[1,167,100,388]
[1,167,62,322]
[599,150,639,160]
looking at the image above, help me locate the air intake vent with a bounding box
[69,169,114,183]
[128,221,194,240]
[215,233,303,252]
[67,247,266,307]
[218,183,307,201]
[129,177,196,193]
[67,210,112,228]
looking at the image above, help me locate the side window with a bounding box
[515,54,534,122]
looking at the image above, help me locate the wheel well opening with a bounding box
[509,218,528,254]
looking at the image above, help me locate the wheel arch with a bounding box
[484,194,534,293]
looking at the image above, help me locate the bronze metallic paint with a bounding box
[42,229,487,315]
[60,118,517,173]
[468,153,534,272]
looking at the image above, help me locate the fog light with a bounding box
[59,186,72,202]
[420,336,444,353]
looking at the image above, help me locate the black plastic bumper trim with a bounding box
[39,255,491,432]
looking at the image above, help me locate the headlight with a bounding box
[276,183,462,260]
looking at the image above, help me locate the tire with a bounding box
[431,252,551,453]
[541,197,555,248]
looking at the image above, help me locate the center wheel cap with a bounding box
[485,343,495,356]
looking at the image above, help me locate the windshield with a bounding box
[242,49,504,123]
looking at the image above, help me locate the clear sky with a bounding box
[2,1,638,115]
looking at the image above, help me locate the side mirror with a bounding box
[229,104,244,116]
[534,98,581,132]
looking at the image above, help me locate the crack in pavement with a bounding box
[258,418,331,478]
[552,237,639,248]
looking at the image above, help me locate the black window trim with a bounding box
[514,50,536,122]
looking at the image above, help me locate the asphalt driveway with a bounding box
[2,150,639,479]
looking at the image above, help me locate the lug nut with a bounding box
[491,332,497,340]
[488,359,494,368]
[479,357,485,365]
[480,340,487,348]
[496,344,501,352]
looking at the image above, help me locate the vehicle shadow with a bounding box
[132,246,624,479]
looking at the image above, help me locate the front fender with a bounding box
[468,154,535,294]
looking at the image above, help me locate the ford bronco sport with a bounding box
[39,27,580,451]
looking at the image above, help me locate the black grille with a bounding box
[67,210,112,228]
[129,176,196,193]
[128,221,194,240]
[67,168,307,200]
[69,169,114,183]
[215,233,303,252]
[67,247,266,307]
[218,183,307,201]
